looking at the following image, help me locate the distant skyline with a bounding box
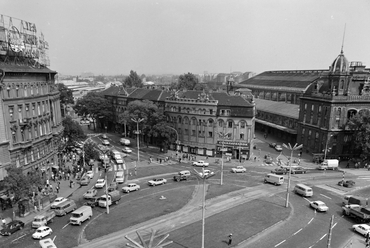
[2,0,370,76]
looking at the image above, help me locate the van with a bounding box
[179,170,191,177]
[294,184,313,197]
[115,170,124,184]
[318,159,339,170]
[54,199,77,216]
[70,206,93,225]
[264,173,284,186]
[342,195,368,206]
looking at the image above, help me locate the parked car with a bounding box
[310,200,329,212]
[0,220,25,236]
[32,226,53,239]
[102,134,108,139]
[122,147,132,153]
[353,224,370,236]
[95,179,106,189]
[231,166,246,173]
[84,197,100,208]
[338,180,356,188]
[148,178,167,186]
[274,145,283,151]
[290,167,307,174]
[192,160,209,167]
[80,176,90,186]
[271,167,288,175]
[86,170,94,179]
[102,140,110,146]
[122,183,140,193]
[83,188,97,199]
[50,197,68,209]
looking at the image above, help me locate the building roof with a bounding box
[239,70,325,91]
[254,98,299,119]
[211,92,253,107]
[0,63,56,74]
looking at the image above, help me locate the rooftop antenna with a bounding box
[341,23,346,54]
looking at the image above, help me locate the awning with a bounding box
[255,119,297,134]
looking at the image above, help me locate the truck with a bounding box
[32,210,56,228]
[342,204,370,222]
[318,159,339,170]
[342,195,368,206]
[173,171,191,182]
[98,190,121,207]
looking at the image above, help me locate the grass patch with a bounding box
[167,195,290,248]
[85,185,195,240]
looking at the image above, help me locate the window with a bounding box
[15,85,19,97]
[184,129,188,135]
[208,131,213,138]
[221,110,225,115]
[39,124,43,136]
[228,121,233,128]
[21,129,25,141]
[240,122,245,128]
[18,106,23,122]
[32,104,35,116]
[240,133,244,140]
[30,86,33,95]
[37,102,41,115]
[9,107,14,120]
[31,150,34,162]
[28,127,32,140]
[226,110,231,116]
[12,130,17,143]
[25,104,29,118]
[24,86,28,97]
[192,119,197,125]
[7,86,10,98]
[192,130,196,136]
[210,109,213,115]
[34,125,38,138]
[24,152,28,165]
[218,120,224,127]
[42,101,45,113]
[199,130,202,136]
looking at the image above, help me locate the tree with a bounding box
[57,83,74,105]
[74,92,114,130]
[82,141,100,166]
[346,109,370,161]
[124,70,143,88]
[62,116,86,146]
[148,120,177,150]
[176,72,199,90]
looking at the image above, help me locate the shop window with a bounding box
[208,131,213,138]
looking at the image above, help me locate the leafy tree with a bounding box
[82,141,100,165]
[124,70,143,88]
[347,109,370,161]
[176,72,199,90]
[62,116,86,146]
[57,83,74,105]
[148,120,177,150]
[74,92,114,130]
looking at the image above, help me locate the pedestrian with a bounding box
[56,186,59,194]
[228,233,232,245]
[346,162,350,168]
[1,217,6,227]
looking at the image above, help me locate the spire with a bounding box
[341,23,346,54]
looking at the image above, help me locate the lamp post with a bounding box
[132,118,144,175]
[99,147,111,214]
[324,133,333,161]
[283,143,303,208]
[166,126,179,151]
[217,130,230,186]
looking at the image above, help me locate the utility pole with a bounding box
[327,215,334,247]
[217,129,230,186]
[132,118,144,175]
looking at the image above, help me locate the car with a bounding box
[120,138,130,146]
[274,145,283,151]
[102,134,108,139]
[148,178,167,186]
[290,167,307,174]
[192,160,209,167]
[122,147,132,153]
[32,226,53,239]
[264,156,273,164]
[83,188,97,199]
[231,166,246,173]
[198,169,215,178]
[0,220,25,236]
[271,167,288,175]
[39,238,57,248]
[84,196,99,208]
[50,197,68,209]
[80,176,90,186]
[95,179,106,189]
[108,182,118,192]
[86,170,94,179]
[122,183,141,193]
[102,140,110,146]
[338,180,356,188]
[310,200,329,212]
[269,143,277,148]
[353,224,370,236]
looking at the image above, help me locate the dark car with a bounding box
[0,220,25,236]
[264,156,273,164]
[84,197,99,208]
[290,167,307,174]
[338,180,355,188]
[271,167,288,175]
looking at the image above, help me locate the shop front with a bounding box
[216,141,251,160]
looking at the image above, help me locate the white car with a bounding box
[353,224,370,236]
[122,183,140,193]
[192,160,209,167]
[95,179,106,189]
[274,145,283,151]
[86,170,94,179]
[122,147,132,153]
[231,166,246,173]
[83,188,97,199]
[32,226,53,239]
[50,197,68,209]
[148,178,167,186]
[310,200,329,212]
[198,169,215,178]
[102,140,110,146]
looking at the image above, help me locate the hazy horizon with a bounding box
[2,0,370,76]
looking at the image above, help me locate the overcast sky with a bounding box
[2,0,370,76]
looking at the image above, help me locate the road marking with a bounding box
[12,234,26,242]
[274,240,286,247]
[293,228,302,235]
[320,234,327,240]
[303,197,311,203]
[53,235,56,242]
[332,222,337,229]
[62,223,70,229]
[307,217,314,225]
[320,193,332,199]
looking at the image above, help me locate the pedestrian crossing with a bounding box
[358,176,370,181]
[260,162,280,167]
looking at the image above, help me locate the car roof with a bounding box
[314,201,325,204]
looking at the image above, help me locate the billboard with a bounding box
[0,14,50,66]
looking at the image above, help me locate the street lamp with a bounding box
[98,146,111,214]
[166,126,179,151]
[217,131,230,186]
[324,133,333,161]
[282,143,303,208]
[132,118,144,175]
